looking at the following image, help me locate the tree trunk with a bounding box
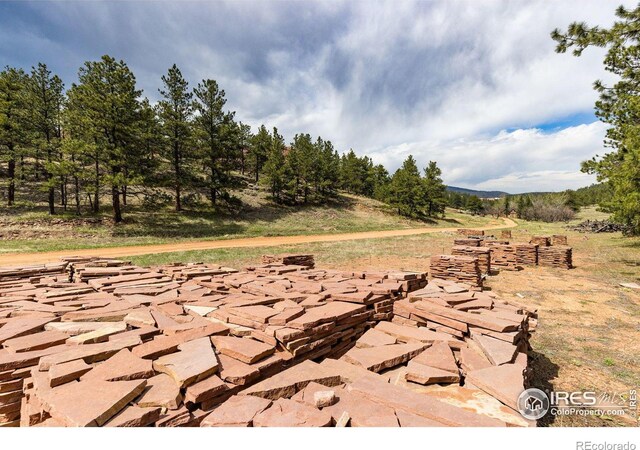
[8,158,15,206]
[93,158,100,213]
[255,158,260,183]
[122,184,127,206]
[112,184,122,223]
[74,176,81,215]
[19,155,25,181]
[48,148,55,215]
[174,143,181,212]
[210,156,216,206]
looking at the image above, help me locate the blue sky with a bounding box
[0,0,631,193]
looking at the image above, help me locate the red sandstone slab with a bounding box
[405,361,460,385]
[242,360,342,400]
[217,354,261,386]
[411,342,458,373]
[38,335,141,370]
[355,328,397,348]
[136,373,182,410]
[472,334,518,365]
[82,349,154,382]
[200,395,272,427]
[153,337,219,388]
[374,321,458,344]
[465,364,526,412]
[252,397,332,427]
[104,405,161,427]
[185,374,228,404]
[341,342,427,373]
[395,409,442,427]
[131,323,228,359]
[49,359,92,387]
[288,302,366,330]
[459,345,493,373]
[3,330,68,353]
[46,379,147,427]
[0,317,56,344]
[348,376,505,426]
[211,336,275,364]
[413,301,518,332]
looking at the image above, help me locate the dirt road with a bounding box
[0,217,517,266]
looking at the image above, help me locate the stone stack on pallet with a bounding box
[530,236,550,247]
[453,238,481,247]
[551,235,568,246]
[485,243,519,271]
[451,246,491,275]
[429,255,483,289]
[261,254,315,268]
[0,257,440,427]
[538,246,573,269]
[500,230,512,239]
[513,243,538,266]
[457,229,484,237]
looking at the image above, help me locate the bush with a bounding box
[519,199,575,222]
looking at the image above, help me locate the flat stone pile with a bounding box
[450,246,491,275]
[261,254,315,268]
[485,243,519,271]
[456,229,484,237]
[199,277,537,427]
[429,255,483,289]
[529,236,550,247]
[0,254,539,427]
[551,235,568,246]
[538,246,573,269]
[453,238,481,247]
[514,244,538,266]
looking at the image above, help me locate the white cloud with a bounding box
[0,0,632,192]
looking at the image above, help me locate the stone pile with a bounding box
[551,235,568,246]
[485,243,519,271]
[0,262,68,282]
[261,254,315,268]
[500,230,512,239]
[453,238,481,247]
[538,246,573,269]
[0,256,435,427]
[429,255,483,289]
[513,243,538,266]
[529,236,550,247]
[198,278,537,427]
[456,229,484,237]
[451,246,491,275]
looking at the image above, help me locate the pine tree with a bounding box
[553,5,640,234]
[422,161,447,217]
[388,155,425,217]
[158,64,193,212]
[193,79,227,205]
[66,55,141,222]
[25,63,65,214]
[0,67,29,206]
[250,125,271,183]
[263,127,287,202]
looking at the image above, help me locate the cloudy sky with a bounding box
[0,0,631,193]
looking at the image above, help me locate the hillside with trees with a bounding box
[0,56,448,223]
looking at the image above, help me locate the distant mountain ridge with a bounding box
[446,186,509,198]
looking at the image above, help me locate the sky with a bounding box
[0,0,632,193]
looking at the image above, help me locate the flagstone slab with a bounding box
[153,337,219,388]
[3,330,68,353]
[49,359,92,387]
[405,361,460,385]
[211,335,275,364]
[411,342,458,373]
[217,354,260,386]
[82,349,154,382]
[200,395,272,427]
[252,398,332,427]
[355,328,397,348]
[242,360,342,400]
[472,334,518,366]
[104,405,161,427]
[46,379,147,427]
[374,321,457,344]
[341,342,427,373]
[185,374,228,404]
[136,374,182,410]
[465,364,526,412]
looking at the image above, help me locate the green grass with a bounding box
[0,190,496,254]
